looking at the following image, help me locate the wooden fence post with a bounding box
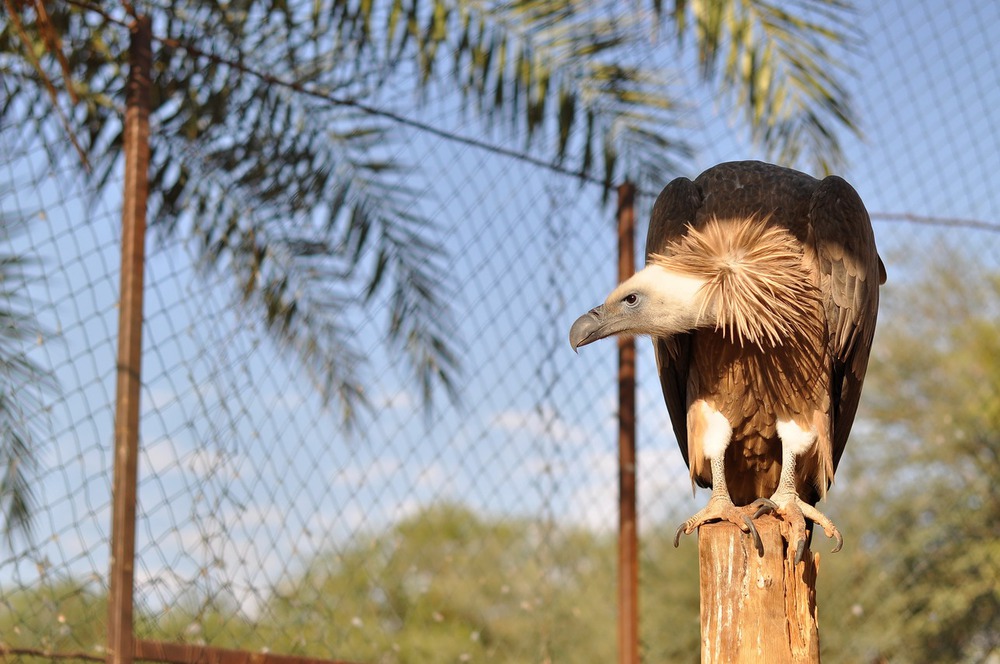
[698,516,821,663]
[616,182,638,664]
[107,13,152,664]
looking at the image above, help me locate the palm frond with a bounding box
[668,0,860,173]
[147,96,459,422]
[331,0,858,186]
[0,213,58,546]
[3,0,461,423]
[326,0,691,190]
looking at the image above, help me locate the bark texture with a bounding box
[698,515,820,663]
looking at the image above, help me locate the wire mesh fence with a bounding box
[1,0,999,662]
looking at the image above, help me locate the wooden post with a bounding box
[107,14,152,664]
[698,516,820,663]
[616,182,638,664]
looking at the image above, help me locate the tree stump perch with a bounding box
[698,514,821,663]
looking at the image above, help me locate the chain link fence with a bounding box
[2,0,999,662]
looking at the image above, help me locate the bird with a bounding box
[569,161,884,562]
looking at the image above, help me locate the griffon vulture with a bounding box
[569,161,884,561]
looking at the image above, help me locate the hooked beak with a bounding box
[569,305,607,351]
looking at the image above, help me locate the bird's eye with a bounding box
[623,293,639,306]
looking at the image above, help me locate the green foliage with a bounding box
[819,241,1000,663]
[258,504,620,662]
[640,534,701,663]
[1,505,703,662]
[0,577,107,657]
[134,590,261,651]
[22,474,991,664]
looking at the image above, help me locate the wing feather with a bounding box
[646,177,702,478]
[808,175,884,470]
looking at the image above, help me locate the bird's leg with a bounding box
[674,453,764,555]
[752,422,843,564]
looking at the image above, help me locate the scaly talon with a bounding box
[673,496,763,555]
[796,500,843,554]
[763,492,843,564]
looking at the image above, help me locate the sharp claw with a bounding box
[743,515,764,556]
[751,497,778,519]
[794,538,807,565]
[673,523,686,548]
[830,530,844,554]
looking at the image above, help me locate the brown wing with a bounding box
[808,175,885,471]
[646,176,702,476]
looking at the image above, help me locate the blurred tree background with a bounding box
[819,241,1000,663]
[1,504,698,663]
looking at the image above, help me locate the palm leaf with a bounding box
[3,0,460,424]
[331,0,858,180]
[669,0,860,172]
[0,208,58,546]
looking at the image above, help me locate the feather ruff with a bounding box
[650,216,822,348]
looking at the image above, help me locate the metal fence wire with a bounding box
[1,0,999,663]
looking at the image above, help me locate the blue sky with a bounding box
[2,0,999,620]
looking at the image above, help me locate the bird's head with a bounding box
[569,265,711,351]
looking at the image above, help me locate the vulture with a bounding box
[569,161,884,561]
